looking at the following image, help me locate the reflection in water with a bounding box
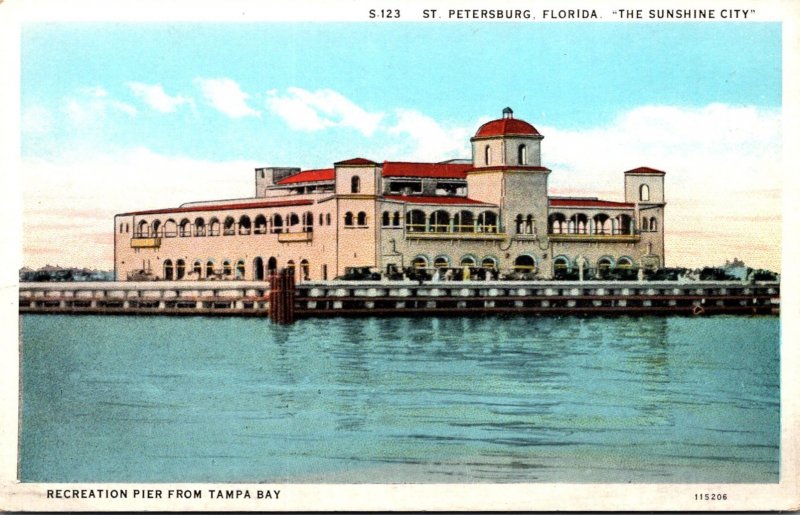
[20,314,778,483]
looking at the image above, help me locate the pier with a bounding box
[19,278,780,319]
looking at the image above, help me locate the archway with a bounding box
[253,257,265,281]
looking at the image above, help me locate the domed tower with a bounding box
[471,107,544,168]
[466,108,551,240]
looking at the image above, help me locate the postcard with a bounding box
[1,0,798,511]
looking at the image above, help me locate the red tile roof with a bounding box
[335,157,377,166]
[383,195,494,206]
[276,168,335,185]
[624,166,666,175]
[473,118,541,138]
[549,198,635,209]
[382,161,473,179]
[119,199,314,217]
[467,165,550,173]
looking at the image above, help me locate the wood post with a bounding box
[268,268,296,324]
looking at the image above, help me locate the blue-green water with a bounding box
[19,314,779,483]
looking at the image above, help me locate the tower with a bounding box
[624,166,666,267]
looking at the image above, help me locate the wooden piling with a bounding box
[268,269,296,324]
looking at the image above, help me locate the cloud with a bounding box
[127,82,194,113]
[63,86,137,127]
[385,109,473,162]
[266,87,383,136]
[21,105,54,136]
[194,78,259,118]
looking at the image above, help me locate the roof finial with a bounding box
[502,107,514,119]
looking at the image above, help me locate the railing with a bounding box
[548,232,640,243]
[406,224,500,234]
[130,237,161,249]
[278,232,313,243]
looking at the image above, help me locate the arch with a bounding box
[222,259,233,277]
[640,184,650,202]
[254,214,268,234]
[253,257,265,281]
[163,218,177,238]
[194,217,206,237]
[433,255,450,268]
[238,215,251,235]
[357,211,368,226]
[477,211,498,233]
[649,217,658,232]
[515,214,524,233]
[382,211,391,227]
[326,213,331,225]
[299,259,310,281]
[151,219,161,237]
[136,220,149,238]
[513,254,537,273]
[569,213,588,234]
[616,214,632,235]
[286,260,296,278]
[392,211,401,226]
[163,259,174,281]
[429,210,450,232]
[344,211,354,226]
[548,213,567,234]
[175,259,186,280]
[525,214,534,235]
[406,209,425,232]
[596,256,614,278]
[351,175,361,193]
[481,256,498,270]
[303,211,314,232]
[205,259,216,278]
[592,213,611,235]
[616,256,634,269]
[517,144,527,165]
[459,254,477,267]
[454,210,475,232]
[224,216,236,236]
[272,213,284,233]
[411,255,429,269]
[192,260,202,278]
[484,145,491,165]
[119,222,124,234]
[267,256,278,272]
[208,217,220,236]
[553,255,571,279]
[235,259,245,279]
[287,212,300,229]
[319,213,324,226]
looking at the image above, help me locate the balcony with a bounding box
[548,232,640,243]
[405,224,506,240]
[278,231,313,243]
[131,237,162,249]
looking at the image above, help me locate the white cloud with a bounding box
[194,77,259,118]
[21,105,54,135]
[127,82,194,113]
[266,87,383,136]
[384,109,472,162]
[63,86,137,127]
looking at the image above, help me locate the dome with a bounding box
[473,108,541,139]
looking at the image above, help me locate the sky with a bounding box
[19,21,783,271]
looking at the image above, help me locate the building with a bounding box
[114,108,665,281]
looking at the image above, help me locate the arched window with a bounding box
[136,220,149,238]
[525,214,534,234]
[477,211,498,233]
[319,213,324,226]
[617,214,632,235]
[300,259,310,280]
[194,217,206,237]
[513,255,536,273]
[548,213,566,234]
[206,260,215,278]
[272,214,283,233]
[433,255,450,268]
[176,259,186,280]
[515,214,524,234]
[223,260,233,277]
[119,223,124,234]
[592,214,610,235]
[192,260,202,278]
[617,257,634,269]
[411,255,429,269]
[382,211,391,227]
[125,223,129,233]
[344,211,354,226]
[454,210,475,232]
[518,144,527,165]
[208,217,220,236]
[303,211,314,232]
[641,216,648,232]
[650,217,658,232]
[553,256,570,278]
[151,219,161,237]
[429,210,450,232]
[597,257,613,277]
[351,175,361,193]
[484,145,491,165]
[287,260,296,278]
[163,219,177,238]
[253,257,264,281]
[357,211,367,226]
[640,184,650,202]
[460,255,477,267]
[163,259,174,281]
[287,213,300,230]
[238,215,251,235]
[570,214,588,234]
[326,213,331,226]
[224,216,236,236]
[481,256,498,269]
[406,210,426,232]
[254,215,268,235]
[267,257,277,272]
[392,211,400,226]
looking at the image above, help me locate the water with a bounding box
[19,314,779,483]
